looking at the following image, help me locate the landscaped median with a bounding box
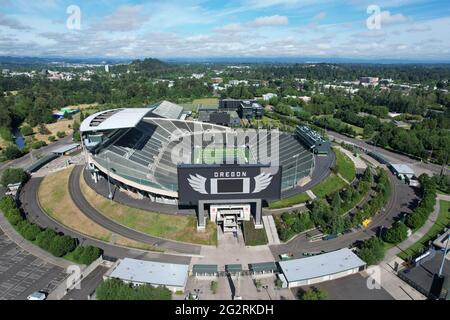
[398,199,450,261]
[268,147,355,210]
[79,172,217,246]
[38,167,161,251]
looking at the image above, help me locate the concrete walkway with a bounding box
[375,193,449,300]
[262,215,280,245]
[336,145,367,170]
[306,190,316,200]
[384,194,445,261]
[0,211,76,270]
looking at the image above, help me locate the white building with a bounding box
[262,93,277,101]
[390,164,415,180]
[278,248,366,288]
[105,65,109,73]
[105,258,189,293]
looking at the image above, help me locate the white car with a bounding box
[27,291,47,301]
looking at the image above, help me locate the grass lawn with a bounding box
[38,167,161,251]
[182,98,219,112]
[334,147,357,183]
[80,175,217,246]
[311,174,347,198]
[398,200,450,260]
[342,122,364,135]
[242,220,268,246]
[268,193,310,209]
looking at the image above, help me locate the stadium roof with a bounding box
[278,248,366,283]
[109,258,189,288]
[80,108,152,132]
[147,100,184,119]
[52,143,80,154]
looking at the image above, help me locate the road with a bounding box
[0,136,73,172]
[327,131,449,176]
[270,168,419,258]
[19,176,192,264]
[68,165,202,255]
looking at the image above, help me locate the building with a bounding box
[295,126,330,155]
[390,164,415,180]
[105,65,109,73]
[198,109,240,127]
[359,77,379,85]
[278,248,366,288]
[80,103,315,231]
[211,77,223,84]
[219,98,264,120]
[105,258,189,293]
[262,93,277,101]
[52,143,80,156]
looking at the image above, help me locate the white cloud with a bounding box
[0,13,31,30]
[251,15,289,27]
[93,5,149,32]
[379,11,411,25]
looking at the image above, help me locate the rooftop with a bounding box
[148,100,184,119]
[80,108,152,132]
[391,164,415,175]
[278,248,366,282]
[109,258,189,288]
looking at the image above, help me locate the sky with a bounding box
[0,0,450,61]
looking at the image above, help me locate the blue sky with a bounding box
[0,0,449,60]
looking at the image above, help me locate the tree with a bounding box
[19,222,41,241]
[383,222,408,244]
[96,278,172,300]
[2,145,22,160]
[71,246,102,265]
[49,235,76,257]
[36,229,57,250]
[48,135,56,142]
[358,237,385,265]
[210,281,218,294]
[38,123,51,135]
[1,168,28,186]
[299,288,328,300]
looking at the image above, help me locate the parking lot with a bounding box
[0,230,67,300]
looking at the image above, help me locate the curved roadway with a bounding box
[19,177,191,264]
[69,166,201,255]
[269,167,419,258]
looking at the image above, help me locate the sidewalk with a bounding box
[384,194,443,261]
[0,211,78,270]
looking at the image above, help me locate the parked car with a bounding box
[27,291,47,300]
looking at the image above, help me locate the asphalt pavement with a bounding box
[19,175,192,264]
[68,165,202,255]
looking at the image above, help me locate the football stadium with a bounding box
[80,101,319,231]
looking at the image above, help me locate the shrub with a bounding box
[49,235,76,257]
[20,126,34,136]
[71,245,102,265]
[56,131,66,138]
[2,145,22,160]
[210,281,218,294]
[73,131,81,142]
[5,208,24,225]
[38,124,51,135]
[0,195,16,212]
[31,140,47,149]
[1,168,28,187]
[20,222,42,241]
[48,135,56,142]
[0,127,13,141]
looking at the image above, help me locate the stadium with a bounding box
[80,101,320,231]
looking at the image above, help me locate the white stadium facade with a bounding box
[80,101,316,231]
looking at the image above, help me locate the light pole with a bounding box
[106,156,112,200]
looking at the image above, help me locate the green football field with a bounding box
[193,147,251,164]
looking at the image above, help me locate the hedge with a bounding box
[0,195,102,264]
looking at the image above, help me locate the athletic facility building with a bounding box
[278,248,366,288]
[80,102,317,231]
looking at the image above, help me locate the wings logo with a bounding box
[187,173,273,194]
